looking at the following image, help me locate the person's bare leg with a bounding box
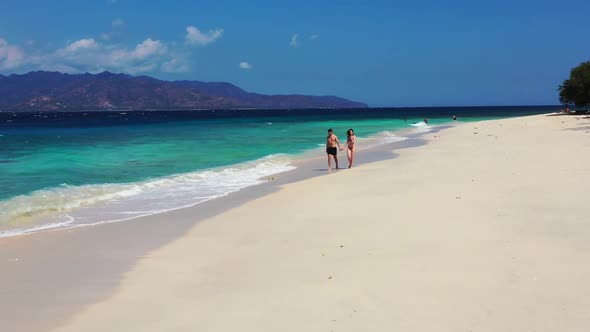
[347,148,352,168]
[334,155,339,169]
[350,147,355,168]
[327,154,332,173]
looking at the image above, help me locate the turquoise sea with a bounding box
[0,106,557,236]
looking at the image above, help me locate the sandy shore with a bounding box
[4,114,590,331]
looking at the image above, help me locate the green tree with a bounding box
[559,61,590,111]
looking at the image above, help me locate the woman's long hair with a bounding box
[347,128,354,137]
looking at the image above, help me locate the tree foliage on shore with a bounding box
[559,61,590,110]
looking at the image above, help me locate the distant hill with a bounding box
[0,71,367,111]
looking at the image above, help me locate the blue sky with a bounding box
[1,0,589,106]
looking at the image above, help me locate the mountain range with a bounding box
[0,71,367,111]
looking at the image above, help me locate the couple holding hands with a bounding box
[325,128,356,172]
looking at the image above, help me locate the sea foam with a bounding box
[0,154,295,237]
[410,122,432,132]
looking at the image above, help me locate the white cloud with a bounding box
[185,26,223,46]
[62,38,99,53]
[25,37,179,74]
[290,33,299,47]
[161,58,190,73]
[239,61,252,70]
[130,38,167,59]
[310,34,319,40]
[0,38,26,70]
[0,30,197,75]
[100,38,169,73]
[112,18,124,26]
[1,25,229,74]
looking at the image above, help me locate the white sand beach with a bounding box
[3,114,590,331]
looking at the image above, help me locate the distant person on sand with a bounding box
[341,128,357,168]
[326,128,342,172]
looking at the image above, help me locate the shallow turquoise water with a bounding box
[0,116,425,200]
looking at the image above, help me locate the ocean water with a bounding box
[0,106,557,236]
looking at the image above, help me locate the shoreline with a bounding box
[0,121,445,332]
[0,122,439,238]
